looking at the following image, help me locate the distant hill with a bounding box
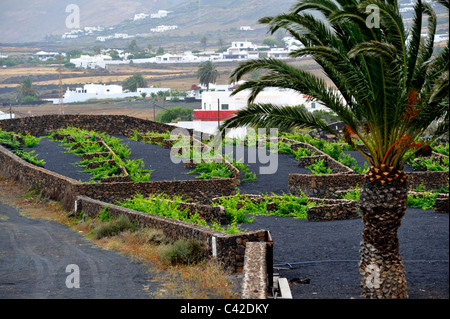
[0,0,294,43]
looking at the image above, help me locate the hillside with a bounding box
[0,0,185,43]
[0,0,293,44]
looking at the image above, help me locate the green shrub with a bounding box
[98,206,112,222]
[158,239,204,265]
[433,143,449,156]
[138,229,171,245]
[93,215,135,239]
[339,186,361,201]
[186,161,234,179]
[306,159,332,175]
[23,134,43,148]
[409,156,449,171]
[407,192,439,210]
[11,150,45,166]
[117,193,246,234]
[270,192,317,219]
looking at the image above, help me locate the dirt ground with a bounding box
[0,99,202,121]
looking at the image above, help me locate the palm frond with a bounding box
[218,103,337,137]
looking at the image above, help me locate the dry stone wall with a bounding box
[289,171,449,198]
[75,196,268,272]
[0,114,181,138]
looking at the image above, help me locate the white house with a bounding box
[434,33,449,43]
[137,87,171,96]
[222,41,259,60]
[266,48,290,59]
[155,53,183,63]
[150,10,171,18]
[150,25,178,33]
[70,55,128,69]
[35,51,64,61]
[114,33,134,39]
[240,26,254,31]
[0,110,14,120]
[54,83,171,104]
[194,85,328,122]
[134,13,149,21]
[97,36,114,42]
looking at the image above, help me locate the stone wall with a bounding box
[75,196,269,273]
[0,114,181,138]
[276,137,354,174]
[306,200,360,221]
[289,171,449,198]
[0,144,81,209]
[1,142,237,212]
[435,195,449,213]
[74,178,236,205]
[241,242,268,299]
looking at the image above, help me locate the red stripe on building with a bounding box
[193,110,237,121]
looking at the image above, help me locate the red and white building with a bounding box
[192,83,328,122]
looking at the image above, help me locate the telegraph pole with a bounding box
[58,53,64,114]
[217,99,220,128]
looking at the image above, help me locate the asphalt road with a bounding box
[0,200,162,299]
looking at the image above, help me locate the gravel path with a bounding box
[0,199,163,299]
[243,208,449,299]
[23,138,92,183]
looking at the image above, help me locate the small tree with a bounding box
[201,35,208,51]
[197,61,219,91]
[156,47,165,55]
[123,74,147,92]
[17,78,38,101]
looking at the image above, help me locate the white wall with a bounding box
[171,121,247,138]
[0,111,14,120]
[201,88,329,112]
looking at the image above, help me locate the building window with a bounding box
[311,102,316,109]
[221,104,229,110]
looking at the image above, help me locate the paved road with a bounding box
[0,200,162,299]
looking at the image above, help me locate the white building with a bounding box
[200,87,327,113]
[134,13,149,21]
[0,110,15,120]
[240,26,254,31]
[97,36,114,42]
[70,55,128,69]
[114,33,134,39]
[434,33,449,43]
[150,25,178,33]
[222,41,259,60]
[35,51,65,61]
[53,83,171,104]
[267,48,290,59]
[84,26,104,32]
[137,87,171,96]
[154,53,183,63]
[150,10,171,18]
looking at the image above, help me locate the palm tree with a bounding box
[219,0,448,299]
[17,78,37,100]
[197,61,219,91]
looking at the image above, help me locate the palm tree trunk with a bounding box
[358,166,409,299]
